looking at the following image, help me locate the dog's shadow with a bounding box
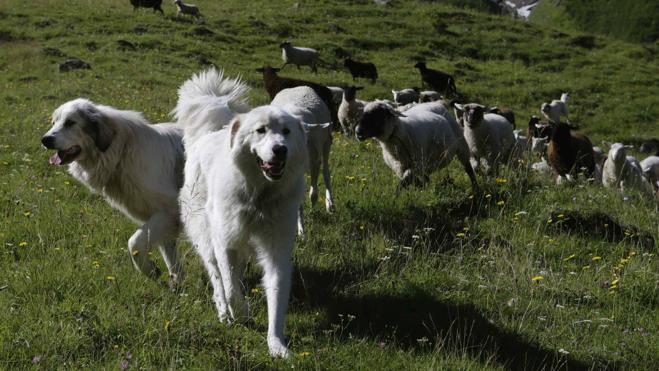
[290,265,611,371]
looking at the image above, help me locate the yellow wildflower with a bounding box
[299,351,311,357]
[106,276,115,281]
[497,200,505,206]
[165,320,172,332]
[531,276,544,282]
[19,241,28,247]
[563,254,576,262]
[592,256,602,262]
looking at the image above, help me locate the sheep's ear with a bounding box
[319,122,332,129]
[453,103,464,112]
[624,145,634,150]
[230,117,241,148]
[601,140,612,147]
[255,67,264,73]
[272,67,281,72]
[356,86,364,90]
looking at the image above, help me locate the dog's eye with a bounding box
[283,128,290,135]
[64,119,75,128]
[256,127,266,134]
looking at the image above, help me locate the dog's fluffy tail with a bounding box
[560,92,569,104]
[173,68,250,146]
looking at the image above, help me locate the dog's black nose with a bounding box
[41,135,55,149]
[272,144,287,158]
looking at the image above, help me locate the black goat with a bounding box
[344,58,378,83]
[414,61,457,98]
[130,0,164,14]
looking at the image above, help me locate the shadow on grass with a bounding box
[292,266,615,371]
[546,210,655,250]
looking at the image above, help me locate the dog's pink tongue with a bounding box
[49,152,62,165]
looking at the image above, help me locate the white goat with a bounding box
[602,143,654,196]
[640,156,659,191]
[541,92,569,124]
[354,101,478,192]
[454,103,515,174]
[338,86,366,136]
[271,87,334,234]
[280,41,319,73]
[173,0,201,19]
[391,88,419,106]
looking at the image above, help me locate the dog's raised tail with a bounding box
[173,68,250,146]
[560,92,569,104]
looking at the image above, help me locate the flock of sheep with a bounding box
[261,40,659,201]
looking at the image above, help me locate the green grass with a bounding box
[1,0,658,369]
[530,0,659,43]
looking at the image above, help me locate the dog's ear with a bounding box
[80,106,115,152]
[230,117,241,148]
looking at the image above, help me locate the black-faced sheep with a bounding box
[343,58,378,83]
[355,101,478,192]
[414,62,457,98]
[454,103,516,174]
[392,88,419,106]
[130,0,164,14]
[639,138,659,156]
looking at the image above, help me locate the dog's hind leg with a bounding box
[196,241,230,322]
[211,229,249,323]
[128,227,160,279]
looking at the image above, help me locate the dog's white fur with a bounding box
[175,69,307,358]
[42,99,184,283]
[271,86,334,235]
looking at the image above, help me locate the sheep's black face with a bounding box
[355,107,389,141]
[344,86,362,101]
[464,105,484,128]
[414,62,425,69]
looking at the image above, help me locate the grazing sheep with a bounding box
[280,41,319,73]
[527,116,552,142]
[603,143,654,196]
[343,58,378,83]
[392,88,420,106]
[173,0,201,19]
[338,86,366,135]
[541,92,570,124]
[454,103,516,174]
[327,86,344,108]
[271,87,335,234]
[546,121,595,183]
[354,101,478,192]
[414,62,458,98]
[419,90,442,103]
[130,0,164,14]
[255,66,337,125]
[639,138,659,156]
[640,156,659,191]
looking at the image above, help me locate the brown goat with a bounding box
[547,121,595,180]
[255,66,337,125]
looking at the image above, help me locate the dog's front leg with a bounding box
[253,229,295,358]
[212,231,249,324]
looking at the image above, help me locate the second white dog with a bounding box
[174,68,307,358]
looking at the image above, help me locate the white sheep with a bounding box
[337,86,366,136]
[271,86,334,234]
[541,92,569,124]
[391,88,419,106]
[640,155,659,191]
[280,41,319,73]
[602,143,654,196]
[454,103,516,174]
[354,101,478,192]
[173,0,201,19]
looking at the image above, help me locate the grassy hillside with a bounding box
[1,0,658,369]
[531,0,659,44]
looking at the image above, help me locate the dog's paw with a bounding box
[268,337,290,359]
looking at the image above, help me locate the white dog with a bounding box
[41,99,184,284]
[174,69,307,358]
